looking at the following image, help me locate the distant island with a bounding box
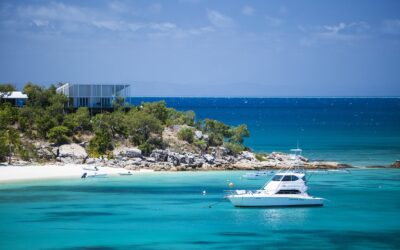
[1,82,396,173]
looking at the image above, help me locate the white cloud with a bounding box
[16,2,91,23]
[207,10,234,28]
[31,19,49,27]
[242,6,254,16]
[265,16,282,27]
[318,21,370,40]
[2,1,214,39]
[382,19,400,35]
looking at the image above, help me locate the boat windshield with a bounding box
[272,175,283,181]
[272,175,299,181]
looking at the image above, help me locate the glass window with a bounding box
[276,190,301,194]
[79,85,91,97]
[272,175,283,181]
[282,176,292,181]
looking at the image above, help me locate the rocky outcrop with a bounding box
[390,160,400,168]
[113,147,142,158]
[56,143,88,164]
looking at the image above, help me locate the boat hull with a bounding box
[227,195,324,207]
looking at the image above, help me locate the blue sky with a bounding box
[0,0,399,96]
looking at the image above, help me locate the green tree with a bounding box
[126,110,163,145]
[63,107,91,132]
[35,111,57,138]
[228,124,250,144]
[48,126,70,145]
[4,128,21,164]
[224,142,245,155]
[141,101,169,124]
[178,127,195,143]
[0,83,16,100]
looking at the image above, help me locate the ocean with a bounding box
[0,170,399,249]
[1,98,400,249]
[127,97,400,167]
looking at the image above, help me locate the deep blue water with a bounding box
[0,170,400,249]
[128,98,400,166]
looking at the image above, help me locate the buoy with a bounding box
[202,190,207,195]
[228,182,235,188]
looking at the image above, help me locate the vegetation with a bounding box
[0,82,251,163]
[177,127,195,143]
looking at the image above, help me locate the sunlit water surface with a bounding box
[0,170,399,249]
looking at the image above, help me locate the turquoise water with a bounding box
[128,98,400,166]
[1,170,400,249]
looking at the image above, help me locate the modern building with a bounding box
[56,83,131,109]
[0,91,28,107]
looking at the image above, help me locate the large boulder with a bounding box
[203,154,215,164]
[113,147,142,158]
[241,151,257,161]
[150,149,168,162]
[58,143,88,163]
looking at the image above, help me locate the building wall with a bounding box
[57,84,130,108]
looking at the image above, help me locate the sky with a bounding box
[0,0,399,97]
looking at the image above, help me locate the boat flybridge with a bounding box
[226,148,324,207]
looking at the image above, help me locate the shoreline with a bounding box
[0,164,154,184]
[0,163,396,184]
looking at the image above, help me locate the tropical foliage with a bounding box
[0,83,251,162]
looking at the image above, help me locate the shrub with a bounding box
[255,153,267,161]
[126,111,163,145]
[138,142,154,156]
[194,139,207,151]
[178,128,194,143]
[224,142,245,155]
[48,126,70,145]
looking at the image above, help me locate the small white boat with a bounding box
[119,171,133,176]
[242,171,273,180]
[227,148,324,207]
[82,166,99,171]
[86,172,108,178]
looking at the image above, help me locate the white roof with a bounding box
[1,91,28,99]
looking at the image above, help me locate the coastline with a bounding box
[0,162,396,184]
[0,164,153,184]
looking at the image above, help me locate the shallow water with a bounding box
[0,169,399,249]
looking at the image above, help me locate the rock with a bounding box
[113,147,142,158]
[390,160,400,168]
[203,154,215,164]
[241,151,256,161]
[58,143,87,163]
[146,157,156,163]
[37,147,55,160]
[167,152,183,166]
[194,130,203,139]
[211,146,229,159]
[150,149,168,162]
[85,158,95,164]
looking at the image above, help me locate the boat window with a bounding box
[281,175,299,181]
[276,190,301,194]
[272,175,283,181]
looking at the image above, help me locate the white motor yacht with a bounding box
[227,148,324,207]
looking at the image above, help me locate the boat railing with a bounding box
[224,190,268,196]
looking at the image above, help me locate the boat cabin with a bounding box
[264,172,308,194]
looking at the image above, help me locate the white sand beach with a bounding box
[0,164,153,183]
